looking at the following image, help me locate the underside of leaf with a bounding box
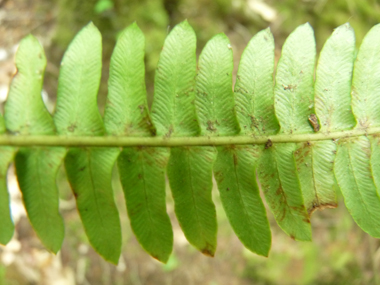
[3,20,380,264]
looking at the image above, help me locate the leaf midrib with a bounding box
[1,127,379,147]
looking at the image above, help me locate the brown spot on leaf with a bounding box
[151,255,161,262]
[201,243,215,257]
[67,124,77,132]
[138,105,145,114]
[214,171,223,183]
[282,84,297,91]
[265,139,273,149]
[165,126,174,138]
[290,205,307,215]
[308,202,338,216]
[249,115,259,130]
[225,144,236,151]
[124,123,134,135]
[138,173,143,180]
[275,186,283,196]
[207,120,217,132]
[79,166,86,171]
[233,153,238,165]
[308,114,320,132]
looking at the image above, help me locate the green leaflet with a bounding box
[296,23,356,214]
[196,32,271,254]
[167,146,217,256]
[118,147,172,263]
[195,33,240,136]
[151,20,200,137]
[370,136,380,196]
[65,148,121,263]
[258,143,311,241]
[214,145,271,256]
[294,141,338,215]
[104,22,174,262]
[5,34,65,252]
[54,23,121,263]
[234,28,279,136]
[369,32,380,200]
[0,145,15,245]
[314,23,356,132]
[150,21,217,256]
[54,22,104,136]
[5,35,55,135]
[104,22,155,137]
[213,29,272,255]
[0,115,5,134]
[6,20,380,262]
[351,23,380,128]
[334,137,380,238]
[259,24,314,240]
[15,147,66,253]
[336,23,380,237]
[0,38,16,244]
[274,23,316,135]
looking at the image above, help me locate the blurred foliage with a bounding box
[49,0,380,109]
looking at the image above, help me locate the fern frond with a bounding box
[2,20,380,263]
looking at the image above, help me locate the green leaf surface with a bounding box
[15,147,66,253]
[258,143,311,241]
[314,23,356,132]
[334,136,380,238]
[149,21,217,256]
[225,29,275,253]
[295,24,355,215]
[234,28,279,136]
[5,35,55,135]
[0,115,5,134]
[351,23,380,128]
[118,147,173,263]
[167,146,217,256]
[65,147,122,264]
[370,136,380,196]
[54,23,121,262]
[0,146,15,245]
[54,22,104,136]
[5,34,66,252]
[258,23,313,239]
[195,33,240,136]
[274,23,316,134]
[294,141,338,215]
[104,22,155,136]
[6,20,380,263]
[151,20,200,137]
[214,145,271,256]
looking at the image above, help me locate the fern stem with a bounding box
[0,128,377,147]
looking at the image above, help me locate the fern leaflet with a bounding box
[1,20,380,263]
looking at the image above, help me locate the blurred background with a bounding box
[1,0,380,284]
